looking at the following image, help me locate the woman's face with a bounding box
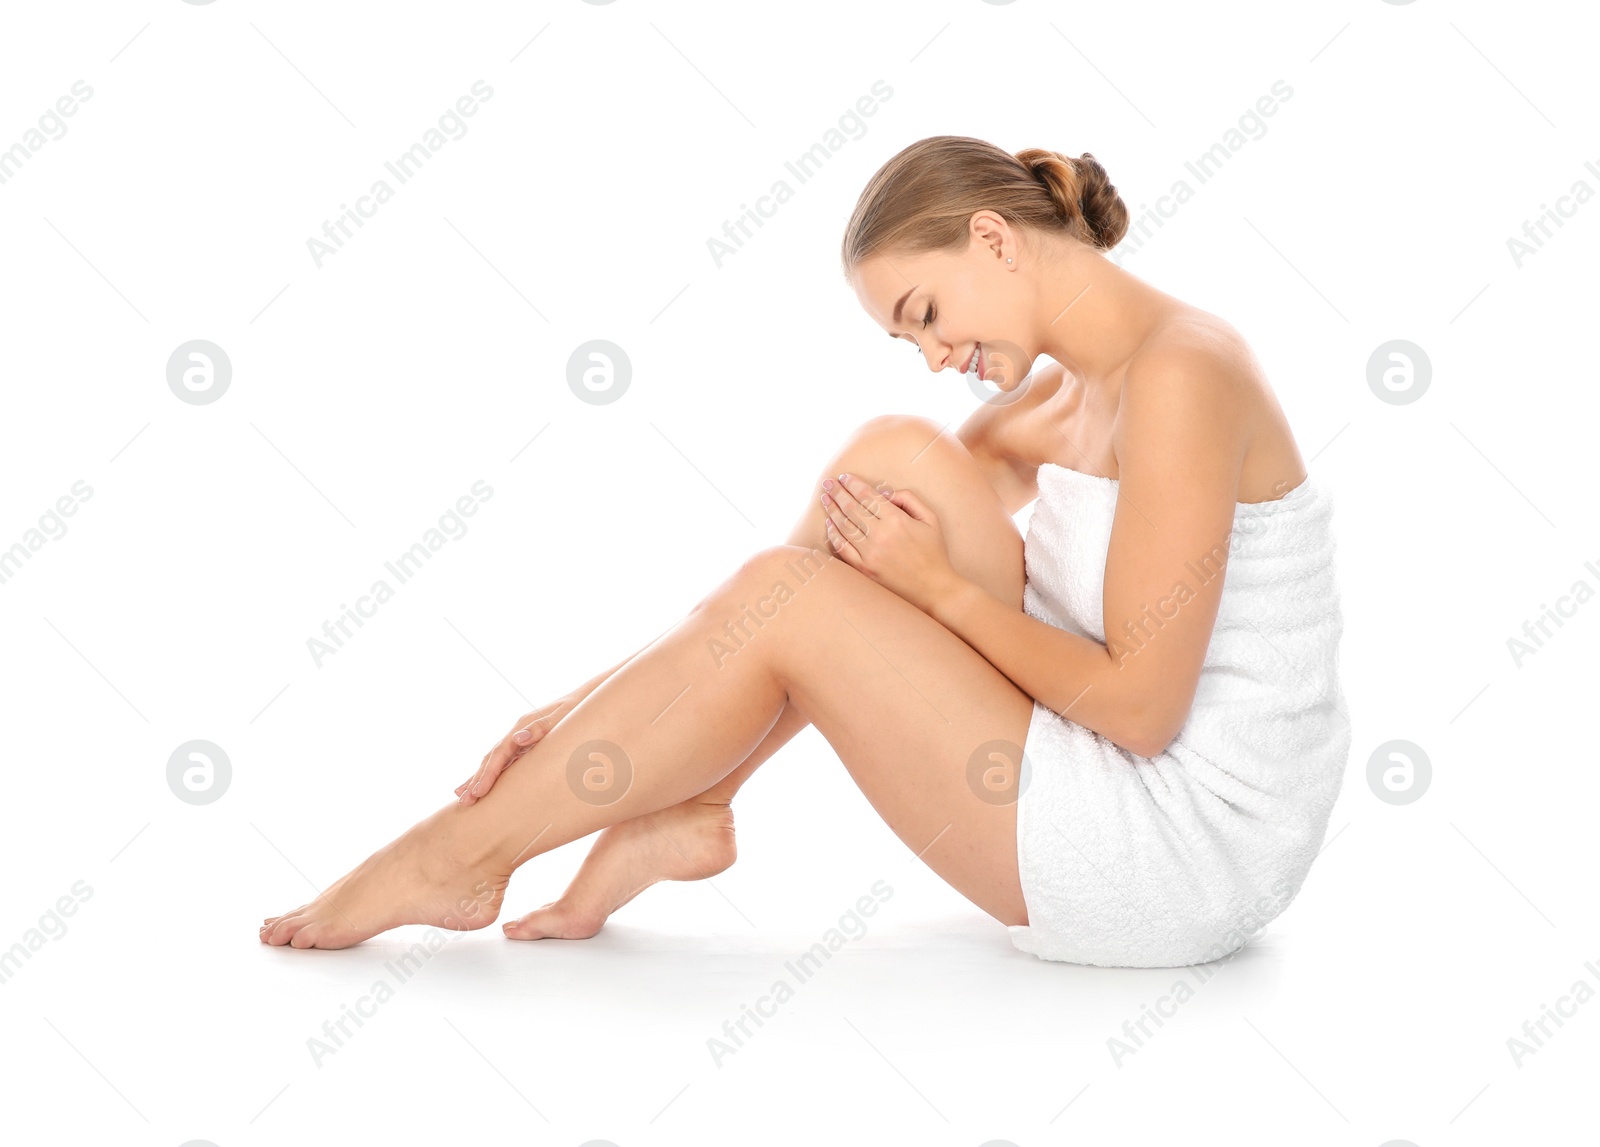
[849,220,1035,391]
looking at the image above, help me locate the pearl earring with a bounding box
[1006,258,1013,263]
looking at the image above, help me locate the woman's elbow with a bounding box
[1134,730,1177,759]
[1126,702,1186,759]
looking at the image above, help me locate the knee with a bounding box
[696,544,844,632]
[841,413,946,457]
[823,414,962,484]
[732,544,837,592]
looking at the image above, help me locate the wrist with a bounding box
[927,571,978,626]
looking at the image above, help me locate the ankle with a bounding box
[433,801,527,876]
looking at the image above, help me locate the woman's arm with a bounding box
[928,582,1155,756]
[822,349,1249,759]
[932,349,1251,758]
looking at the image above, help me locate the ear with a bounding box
[969,209,1014,261]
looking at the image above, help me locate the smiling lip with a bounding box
[961,344,982,375]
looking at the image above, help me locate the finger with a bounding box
[471,739,506,786]
[496,717,542,758]
[470,714,553,801]
[888,487,937,523]
[823,517,863,567]
[822,488,873,541]
[458,763,488,802]
[463,701,568,803]
[461,738,513,804]
[830,473,883,523]
[821,494,868,548]
[494,725,538,772]
[836,472,889,518]
[470,741,517,799]
[514,711,559,752]
[871,481,908,520]
[459,745,496,795]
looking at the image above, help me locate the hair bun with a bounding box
[840,135,1132,275]
[1014,148,1129,251]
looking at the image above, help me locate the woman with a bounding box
[261,135,1350,968]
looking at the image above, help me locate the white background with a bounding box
[1,1,1596,1143]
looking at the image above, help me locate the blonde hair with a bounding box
[840,135,1129,276]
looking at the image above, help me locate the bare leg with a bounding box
[500,702,806,940]
[505,415,1026,939]
[261,533,1035,949]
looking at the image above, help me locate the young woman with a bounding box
[261,135,1350,968]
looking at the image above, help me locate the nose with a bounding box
[923,344,949,373]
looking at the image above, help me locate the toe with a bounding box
[263,915,300,946]
[502,905,552,940]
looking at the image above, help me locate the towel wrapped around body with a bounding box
[1007,462,1351,968]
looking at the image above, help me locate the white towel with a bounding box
[1007,464,1351,968]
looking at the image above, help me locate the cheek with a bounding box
[949,280,994,331]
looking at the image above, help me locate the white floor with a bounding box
[8,714,1597,1144]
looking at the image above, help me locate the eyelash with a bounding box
[909,306,934,349]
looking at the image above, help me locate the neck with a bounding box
[1030,242,1173,386]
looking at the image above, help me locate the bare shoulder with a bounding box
[1118,312,1305,502]
[953,360,1068,516]
[1125,313,1260,404]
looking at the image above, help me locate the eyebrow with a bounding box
[887,285,918,336]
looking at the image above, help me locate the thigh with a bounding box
[739,545,1036,927]
[785,414,1024,608]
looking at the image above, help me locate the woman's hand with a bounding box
[456,697,574,805]
[819,473,962,614]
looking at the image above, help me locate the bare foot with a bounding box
[502,799,736,940]
[260,807,508,950]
